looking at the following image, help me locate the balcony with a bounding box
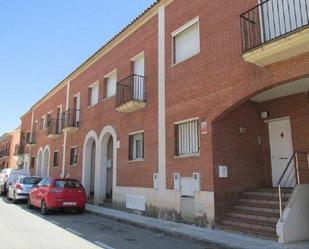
[25,132,36,146]
[240,0,309,66]
[115,74,146,113]
[47,119,62,139]
[0,146,10,159]
[62,109,80,133]
[13,144,24,156]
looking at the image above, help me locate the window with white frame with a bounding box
[40,116,45,131]
[105,71,117,98]
[70,147,78,166]
[88,82,99,106]
[175,119,199,156]
[129,132,144,160]
[172,17,200,64]
[53,151,59,167]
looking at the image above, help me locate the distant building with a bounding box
[0,127,21,169]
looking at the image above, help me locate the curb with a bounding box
[85,207,242,249]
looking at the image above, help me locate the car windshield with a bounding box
[20,177,41,185]
[54,180,82,188]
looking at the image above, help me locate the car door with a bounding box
[36,178,51,204]
[31,178,46,207]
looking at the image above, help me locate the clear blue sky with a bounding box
[0,0,155,135]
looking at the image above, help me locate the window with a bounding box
[172,17,200,64]
[46,113,52,127]
[38,178,51,187]
[175,119,199,156]
[40,117,45,131]
[54,179,82,188]
[70,147,78,166]
[34,121,38,132]
[88,82,99,106]
[30,157,35,169]
[53,151,59,167]
[129,132,144,160]
[105,71,117,98]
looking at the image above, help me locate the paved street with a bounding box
[0,197,231,249]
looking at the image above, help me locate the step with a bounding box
[216,223,277,240]
[237,198,286,207]
[220,217,276,235]
[250,188,292,193]
[227,210,279,223]
[233,203,280,214]
[242,191,292,201]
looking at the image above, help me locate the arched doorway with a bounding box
[105,136,113,200]
[212,76,309,224]
[97,126,117,205]
[82,131,98,202]
[42,146,50,178]
[89,141,96,199]
[36,149,43,177]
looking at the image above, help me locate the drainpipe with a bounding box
[61,80,70,177]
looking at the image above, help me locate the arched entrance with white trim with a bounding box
[82,130,98,201]
[42,145,50,178]
[36,148,43,177]
[96,125,117,204]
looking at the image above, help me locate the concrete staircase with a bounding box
[217,188,292,240]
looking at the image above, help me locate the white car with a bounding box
[7,176,41,203]
[0,168,12,195]
[5,169,30,200]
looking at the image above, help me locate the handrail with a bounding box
[240,0,309,52]
[47,118,62,136]
[62,109,80,129]
[115,74,146,108]
[277,152,296,186]
[278,151,309,221]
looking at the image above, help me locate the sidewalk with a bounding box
[86,204,308,249]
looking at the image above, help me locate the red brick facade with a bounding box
[0,128,21,169]
[18,0,309,223]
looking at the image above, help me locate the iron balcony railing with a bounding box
[47,118,62,136]
[13,144,24,156]
[25,131,36,145]
[240,0,309,52]
[277,151,309,221]
[0,146,10,158]
[115,74,146,108]
[62,109,80,129]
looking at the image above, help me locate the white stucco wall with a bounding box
[113,186,215,223]
[277,184,309,243]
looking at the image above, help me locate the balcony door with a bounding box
[133,54,144,100]
[260,0,309,42]
[73,95,80,126]
[56,107,62,133]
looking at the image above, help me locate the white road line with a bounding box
[94,241,116,249]
[66,228,82,236]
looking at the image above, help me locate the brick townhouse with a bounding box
[18,0,309,242]
[0,128,21,169]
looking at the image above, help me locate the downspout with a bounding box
[61,80,70,177]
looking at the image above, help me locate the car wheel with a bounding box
[6,191,10,201]
[12,192,17,204]
[41,200,49,215]
[27,198,33,209]
[76,207,85,214]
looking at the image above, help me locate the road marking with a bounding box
[66,228,82,236]
[94,241,116,249]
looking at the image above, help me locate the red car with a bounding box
[27,178,86,215]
